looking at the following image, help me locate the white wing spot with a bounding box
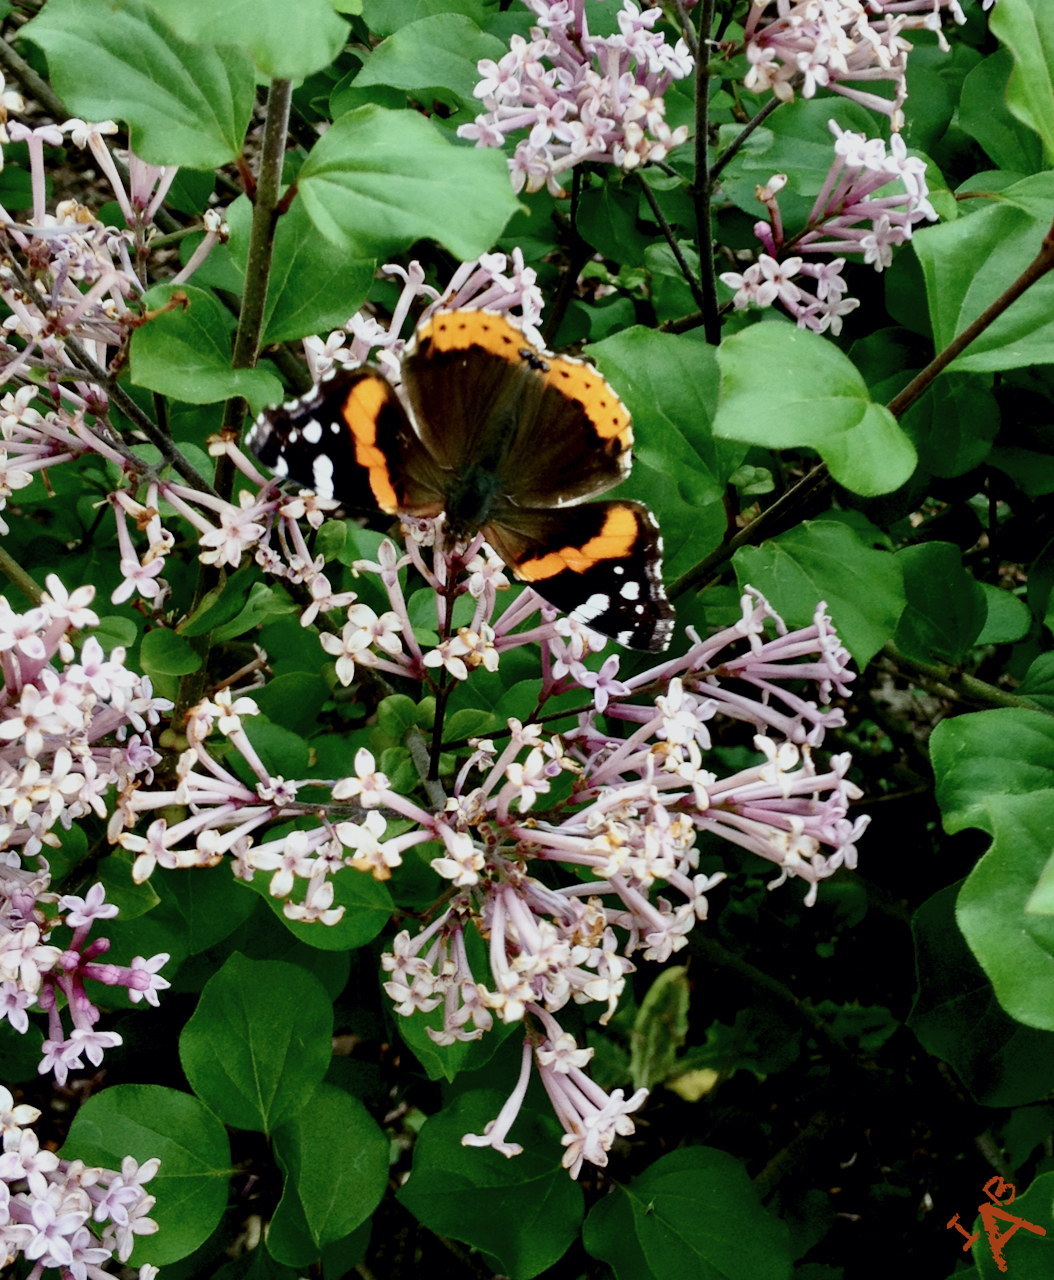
[620,580,640,601]
[273,456,289,477]
[288,429,299,444]
[572,593,609,624]
[312,453,335,498]
[303,419,323,444]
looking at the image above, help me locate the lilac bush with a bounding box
[0,0,1043,1273]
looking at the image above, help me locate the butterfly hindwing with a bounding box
[482,500,675,652]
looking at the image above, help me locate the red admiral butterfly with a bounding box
[246,309,675,651]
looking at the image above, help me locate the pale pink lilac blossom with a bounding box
[0,1082,160,1274]
[0,582,172,1083]
[720,121,937,333]
[742,0,969,128]
[458,0,692,194]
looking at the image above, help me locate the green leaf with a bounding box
[930,708,1054,836]
[22,0,254,168]
[990,444,1054,496]
[165,866,258,953]
[97,852,161,922]
[630,965,690,1091]
[977,583,1031,645]
[353,14,506,112]
[583,1147,792,1280]
[899,374,1000,479]
[909,883,1054,1107]
[296,105,519,261]
[398,1090,584,1279]
[892,542,988,664]
[252,674,330,738]
[273,1083,388,1246]
[226,196,375,345]
[714,323,916,497]
[243,864,394,951]
[93,614,139,650]
[143,0,349,79]
[61,1084,231,1266]
[578,179,649,267]
[131,284,282,407]
[959,48,1044,174]
[589,327,739,505]
[211,582,299,642]
[913,172,1054,374]
[990,0,1054,164]
[1016,654,1054,710]
[139,627,203,678]
[958,791,1054,1030]
[362,0,488,37]
[179,566,256,637]
[179,953,334,1133]
[0,1018,44,1083]
[732,520,905,669]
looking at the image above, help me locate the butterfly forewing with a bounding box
[403,312,632,508]
[247,367,446,516]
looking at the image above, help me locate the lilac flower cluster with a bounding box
[0,579,172,1082]
[116,560,866,1174]
[719,120,936,333]
[0,104,869,1182]
[458,0,692,194]
[0,1082,159,1276]
[743,0,970,128]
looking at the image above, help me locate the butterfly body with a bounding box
[247,309,675,651]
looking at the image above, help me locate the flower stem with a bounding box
[886,212,1054,420]
[176,79,293,725]
[219,77,294,500]
[708,91,785,185]
[637,173,707,313]
[0,545,43,607]
[691,0,720,345]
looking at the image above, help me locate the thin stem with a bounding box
[175,79,293,726]
[671,0,699,59]
[229,79,293,379]
[637,173,707,313]
[219,78,294,501]
[669,462,831,599]
[62,334,218,496]
[691,0,720,345]
[542,167,590,347]
[0,544,43,606]
[886,213,1054,420]
[0,31,63,118]
[708,91,784,184]
[883,643,1054,717]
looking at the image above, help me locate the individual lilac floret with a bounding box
[719,122,937,333]
[743,0,968,128]
[458,0,692,194]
